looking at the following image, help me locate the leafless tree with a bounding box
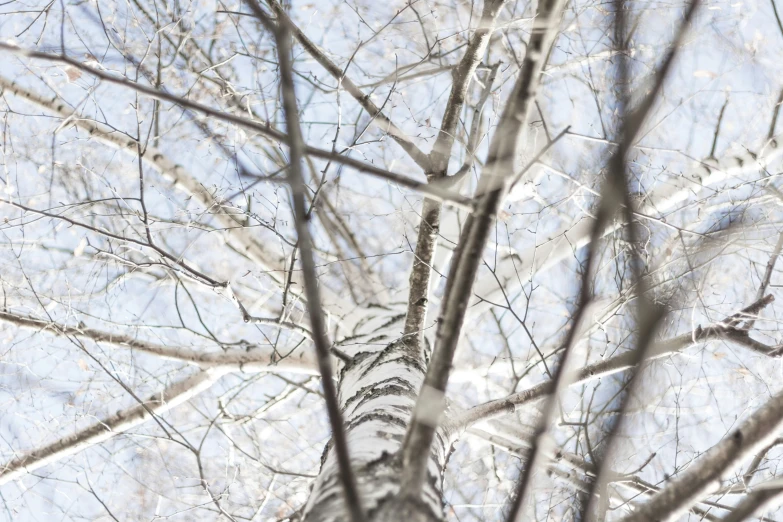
[1,0,783,520]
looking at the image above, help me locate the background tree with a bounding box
[0,0,783,520]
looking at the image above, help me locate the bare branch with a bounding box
[427,0,505,178]
[0,310,319,374]
[720,484,783,522]
[0,75,279,268]
[769,0,783,43]
[578,3,698,519]
[0,369,225,486]
[746,230,783,330]
[399,0,566,501]
[615,388,783,522]
[401,1,503,361]
[0,52,471,209]
[448,294,777,431]
[469,431,723,521]
[264,0,432,171]
[264,14,366,522]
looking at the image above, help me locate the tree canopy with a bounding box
[1,0,783,520]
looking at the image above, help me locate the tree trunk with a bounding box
[302,342,452,522]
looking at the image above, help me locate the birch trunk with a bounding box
[302,343,450,522]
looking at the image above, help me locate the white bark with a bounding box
[303,345,448,522]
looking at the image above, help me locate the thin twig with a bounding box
[0,369,225,486]
[255,7,366,521]
[745,230,783,330]
[0,49,471,209]
[580,2,699,519]
[448,294,777,431]
[399,0,566,503]
[719,485,783,522]
[263,0,431,171]
[0,309,320,373]
[615,388,783,522]
[708,96,729,159]
[401,1,503,361]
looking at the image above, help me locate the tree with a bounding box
[0,0,783,520]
